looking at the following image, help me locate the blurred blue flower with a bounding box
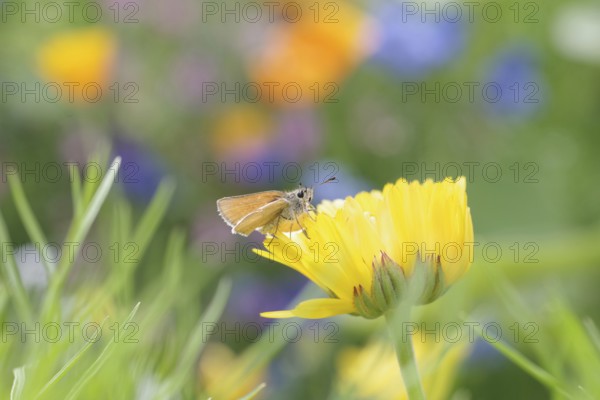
[112,135,166,204]
[482,44,543,119]
[311,162,371,203]
[465,337,506,368]
[371,2,466,77]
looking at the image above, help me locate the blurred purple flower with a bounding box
[269,109,321,164]
[212,107,322,188]
[482,44,543,119]
[225,273,307,325]
[371,2,466,77]
[147,0,200,37]
[60,127,109,166]
[192,206,237,250]
[169,53,217,107]
[112,135,166,203]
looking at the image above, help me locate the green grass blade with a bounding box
[80,149,111,209]
[583,318,600,355]
[35,317,109,399]
[84,180,177,315]
[0,210,33,322]
[105,178,175,296]
[69,165,83,221]
[7,173,53,276]
[64,157,122,263]
[475,326,573,399]
[137,230,184,329]
[10,366,26,400]
[238,383,267,400]
[42,157,122,321]
[155,278,231,399]
[132,178,176,256]
[64,302,141,400]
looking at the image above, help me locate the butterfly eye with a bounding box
[297,191,304,198]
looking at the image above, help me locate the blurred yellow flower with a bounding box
[255,177,474,319]
[198,343,265,400]
[247,0,377,105]
[36,27,117,102]
[336,338,470,400]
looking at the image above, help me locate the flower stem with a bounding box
[385,309,426,400]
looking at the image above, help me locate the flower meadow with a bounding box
[1,0,600,399]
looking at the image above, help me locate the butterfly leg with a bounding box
[266,214,282,247]
[307,204,317,221]
[295,214,310,240]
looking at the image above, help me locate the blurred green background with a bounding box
[1,0,600,399]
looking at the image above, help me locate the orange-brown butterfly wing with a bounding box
[233,198,289,236]
[217,191,284,229]
[275,217,303,234]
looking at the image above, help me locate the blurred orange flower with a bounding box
[36,27,117,103]
[247,0,377,106]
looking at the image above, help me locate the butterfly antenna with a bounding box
[320,176,338,185]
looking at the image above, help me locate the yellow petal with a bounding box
[260,298,354,319]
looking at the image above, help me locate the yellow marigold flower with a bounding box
[336,338,470,400]
[255,177,474,319]
[247,0,377,105]
[36,28,117,102]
